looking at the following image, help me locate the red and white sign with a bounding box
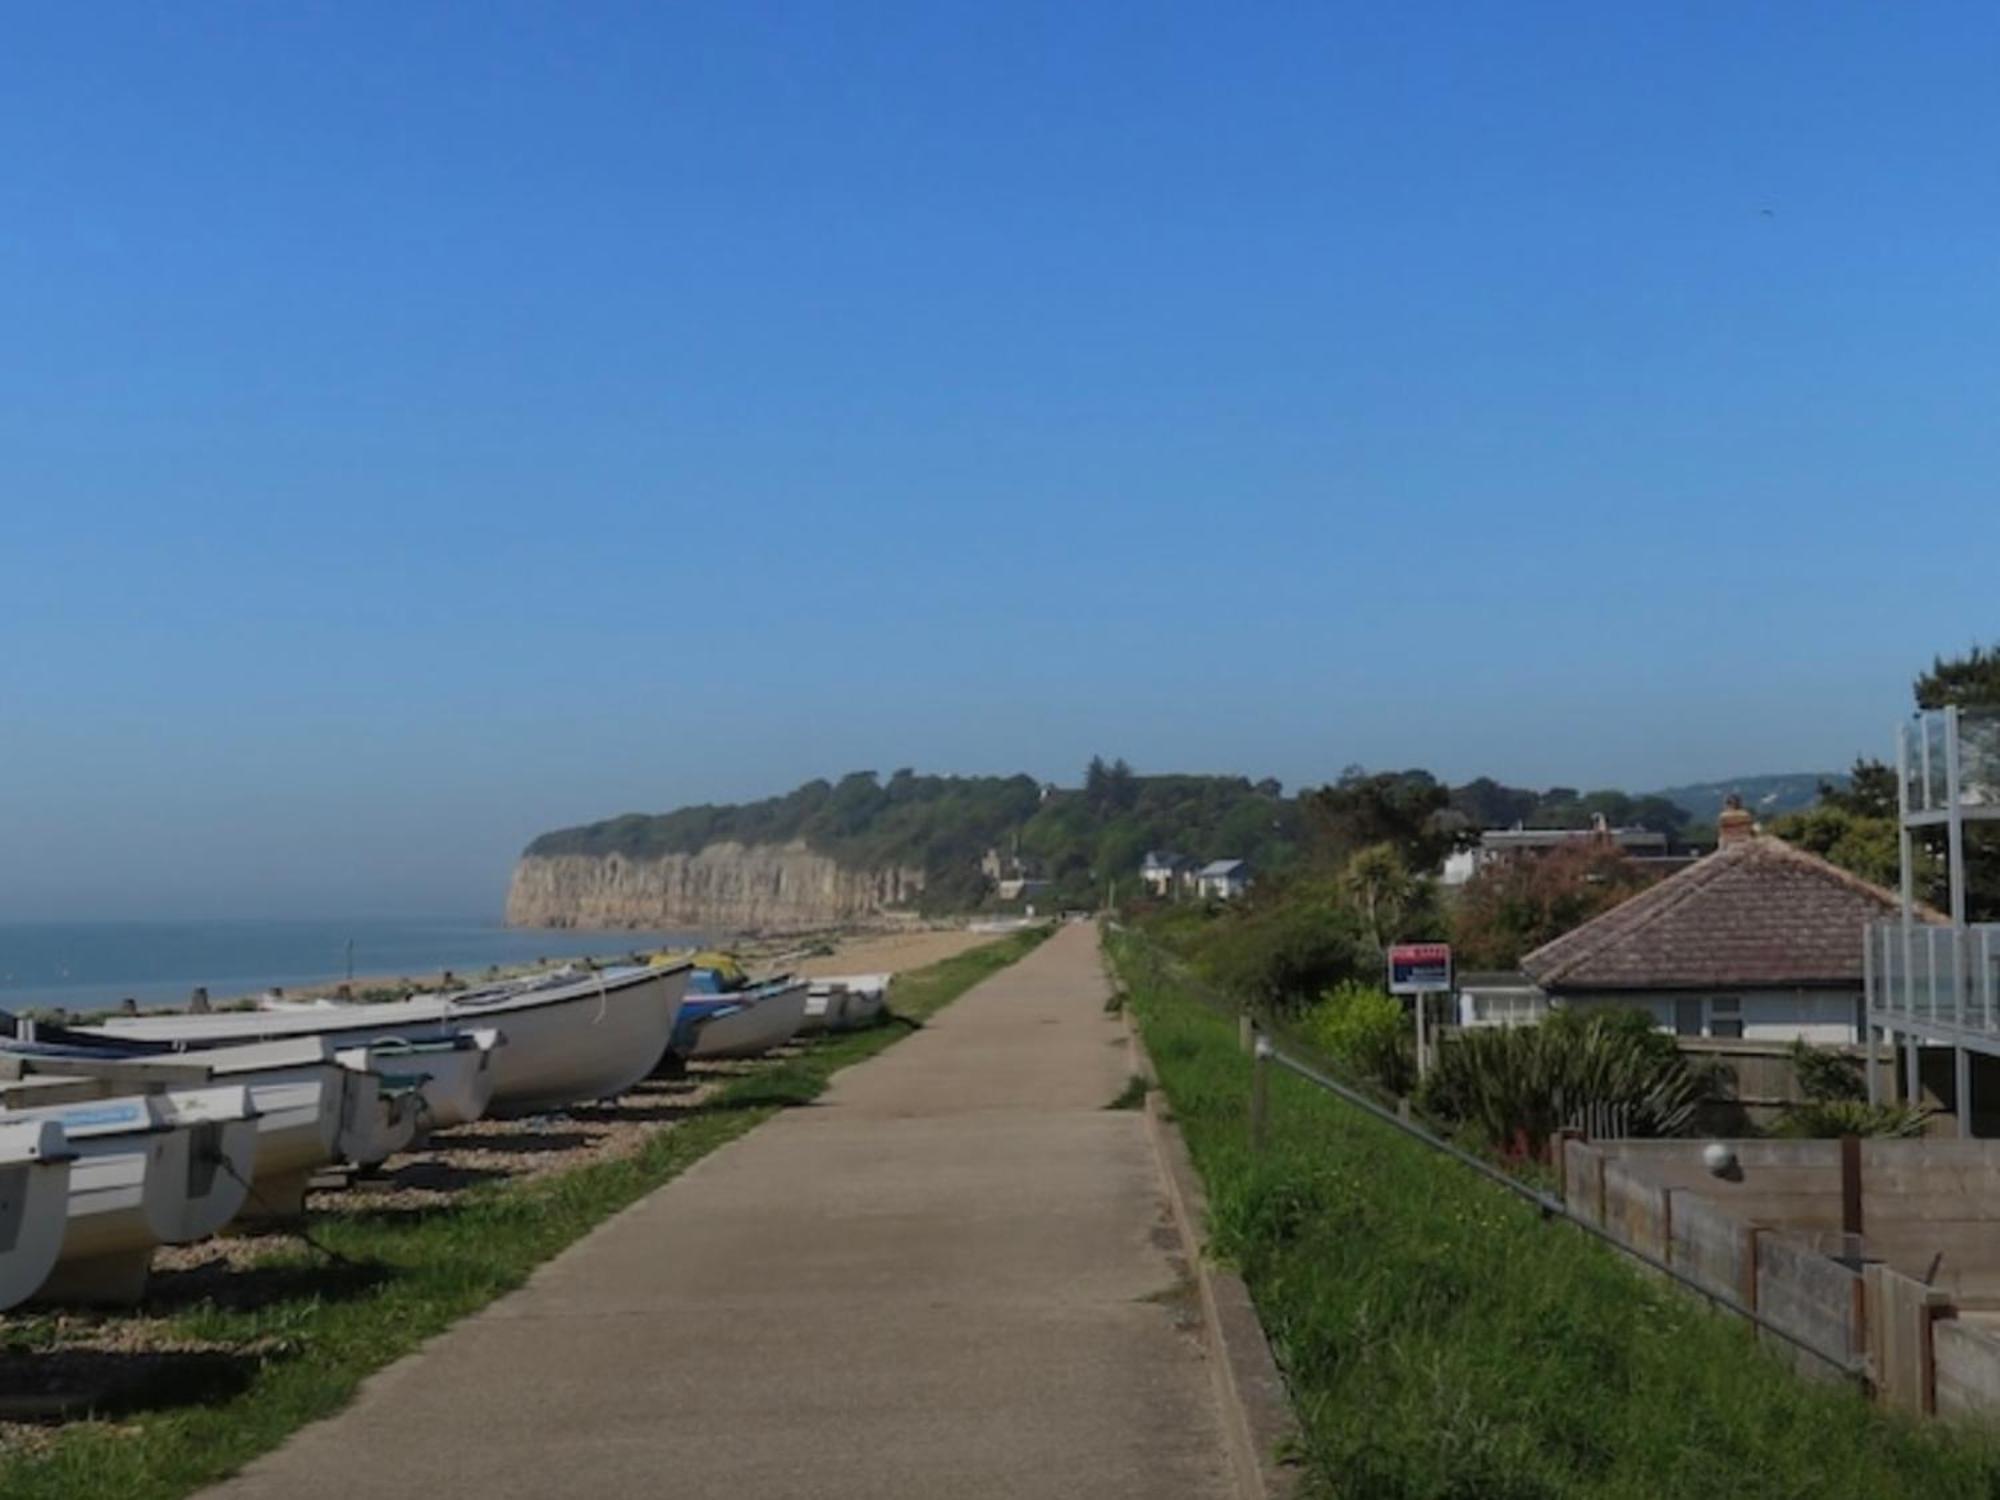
[1388,942,1452,995]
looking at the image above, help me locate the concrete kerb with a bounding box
[1120,1004,1303,1500]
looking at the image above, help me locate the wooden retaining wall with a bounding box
[1936,1320,2000,1421]
[1559,1137,2000,1421]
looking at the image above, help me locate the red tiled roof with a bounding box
[1520,835,1936,992]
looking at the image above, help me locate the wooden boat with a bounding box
[0,1119,72,1311]
[686,981,810,1061]
[2,1086,259,1304]
[89,964,689,1117]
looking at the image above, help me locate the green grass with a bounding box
[1107,929,2000,1500]
[0,924,1050,1500]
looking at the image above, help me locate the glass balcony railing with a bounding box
[1901,708,2000,815]
[1866,921,2000,1033]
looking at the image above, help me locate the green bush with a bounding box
[1772,1099,1930,1139]
[1788,1038,1868,1103]
[1300,981,1413,1094]
[1184,880,1370,1013]
[1420,1007,1707,1158]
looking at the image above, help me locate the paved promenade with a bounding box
[203,924,1237,1499]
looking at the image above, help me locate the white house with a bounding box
[1140,851,1193,897]
[1195,859,1251,901]
[1514,818,1937,1044]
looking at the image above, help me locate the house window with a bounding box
[1708,997,1744,1040]
[1674,999,1703,1037]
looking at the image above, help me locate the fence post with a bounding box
[1250,1035,1272,1152]
[1239,1011,1254,1055]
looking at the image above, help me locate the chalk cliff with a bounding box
[504,841,925,932]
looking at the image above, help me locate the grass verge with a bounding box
[1107,928,2000,1500]
[0,924,1051,1500]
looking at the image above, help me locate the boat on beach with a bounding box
[0,1119,73,1311]
[334,1029,501,1129]
[1,1086,260,1304]
[803,974,891,1033]
[85,964,690,1118]
[681,979,810,1061]
[1,1037,367,1216]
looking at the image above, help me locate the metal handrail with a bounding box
[1252,1040,1863,1378]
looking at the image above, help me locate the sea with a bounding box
[0,919,708,1016]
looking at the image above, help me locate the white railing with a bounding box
[1866,921,2000,1034]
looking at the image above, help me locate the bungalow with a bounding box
[1196,858,1251,901]
[1517,814,1935,1044]
[1139,851,1194,898]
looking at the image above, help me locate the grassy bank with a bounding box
[0,925,1050,1500]
[1107,930,2000,1500]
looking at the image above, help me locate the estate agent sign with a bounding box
[1387,942,1452,996]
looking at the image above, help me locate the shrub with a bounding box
[1788,1038,1867,1103]
[1188,880,1369,1013]
[1772,1099,1930,1139]
[1420,1007,1708,1158]
[1301,981,1413,1094]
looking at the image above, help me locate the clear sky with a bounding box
[3,3,1996,920]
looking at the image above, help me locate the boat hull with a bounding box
[336,1030,499,1130]
[689,983,809,1061]
[96,966,689,1119]
[11,1089,259,1305]
[0,1122,72,1312]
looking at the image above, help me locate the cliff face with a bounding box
[504,841,925,932]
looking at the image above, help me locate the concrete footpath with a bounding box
[203,923,1238,1499]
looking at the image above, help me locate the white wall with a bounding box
[1567,988,1862,1044]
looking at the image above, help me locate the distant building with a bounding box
[1440,815,1688,887]
[982,841,1040,892]
[1196,858,1251,901]
[1516,819,1937,1044]
[1140,850,1194,898]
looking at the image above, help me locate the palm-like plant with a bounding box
[1420,1007,1709,1158]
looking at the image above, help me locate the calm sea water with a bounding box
[0,919,707,1015]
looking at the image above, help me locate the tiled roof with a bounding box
[1521,835,1937,992]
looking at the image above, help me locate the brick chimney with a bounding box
[1717,793,1756,848]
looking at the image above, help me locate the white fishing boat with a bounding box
[1,1039,351,1219]
[3,1086,259,1304]
[334,1029,501,1130]
[0,1119,73,1312]
[93,964,689,1117]
[687,981,810,1061]
[799,985,845,1035]
[805,974,891,1032]
[338,1069,424,1168]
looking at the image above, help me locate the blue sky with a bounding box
[2,3,1996,919]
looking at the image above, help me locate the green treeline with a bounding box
[524,759,1711,914]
